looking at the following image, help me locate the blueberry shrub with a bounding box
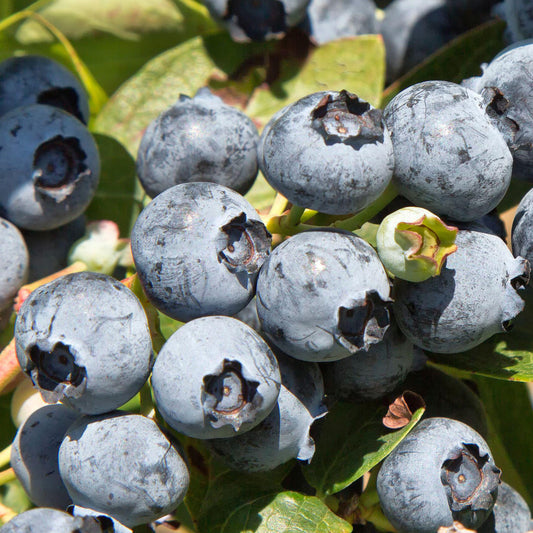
[0,1,532,532]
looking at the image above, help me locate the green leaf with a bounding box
[94,32,261,156]
[157,312,183,340]
[302,401,425,497]
[86,133,140,236]
[0,480,31,515]
[382,19,506,107]
[197,471,350,533]
[246,35,385,127]
[473,376,533,506]
[245,173,277,214]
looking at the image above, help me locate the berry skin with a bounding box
[11,404,78,509]
[512,187,533,267]
[0,104,100,231]
[256,229,392,362]
[136,88,259,198]
[58,413,189,528]
[467,41,533,181]
[393,224,530,353]
[208,350,327,472]
[201,0,311,42]
[70,507,132,533]
[15,272,154,414]
[260,90,394,215]
[300,0,378,45]
[478,481,532,533]
[377,417,501,533]
[151,315,281,439]
[0,217,28,314]
[0,55,89,123]
[383,81,513,221]
[0,507,104,533]
[131,182,271,322]
[380,0,460,82]
[321,320,414,401]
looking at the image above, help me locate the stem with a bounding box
[267,193,289,218]
[359,487,380,509]
[266,216,317,236]
[365,505,396,532]
[331,183,398,231]
[139,382,154,417]
[287,205,305,227]
[300,209,319,223]
[0,502,17,525]
[0,469,15,487]
[0,446,11,470]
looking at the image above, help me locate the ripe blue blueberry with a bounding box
[383,81,513,221]
[300,0,377,45]
[0,217,28,315]
[478,481,532,533]
[0,507,104,533]
[260,90,394,215]
[208,350,327,472]
[70,507,132,533]
[377,417,501,533]
[380,0,459,81]
[201,0,311,41]
[256,229,392,362]
[0,55,89,123]
[512,187,533,269]
[0,104,100,230]
[136,88,259,198]
[321,320,413,401]
[131,182,271,322]
[15,272,154,414]
[393,224,530,353]
[58,412,189,528]
[466,41,533,181]
[152,315,281,439]
[11,404,78,509]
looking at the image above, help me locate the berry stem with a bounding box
[0,468,15,487]
[331,183,398,231]
[0,446,11,470]
[267,192,289,218]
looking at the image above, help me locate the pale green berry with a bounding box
[376,207,458,282]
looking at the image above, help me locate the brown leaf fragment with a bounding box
[383,390,426,429]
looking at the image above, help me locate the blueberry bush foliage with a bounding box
[0,1,532,532]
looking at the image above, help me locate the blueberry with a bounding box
[0,217,28,314]
[377,417,501,533]
[393,224,530,353]
[383,81,513,221]
[321,320,413,401]
[380,0,460,81]
[70,506,132,533]
[11,404,78,509]
[201,0,311,41]
[260,90,394,215]
[58,412,189,527]
[0,508,104,533]
[151,315,281,439]
[15,272,154,414]
[512,187,533,268]
[478,481,532,533]
[22,215,85,282]
[0,104,100,231]
[136,88,259,198]
[495,1,533,43]
[300,0,377,45]
[131,182,271,322]
[0,55,89,124]
[466,41,533,181]
[256,229,392,362]
[208,350,326,472]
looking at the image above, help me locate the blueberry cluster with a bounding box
[1,10,533,533]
